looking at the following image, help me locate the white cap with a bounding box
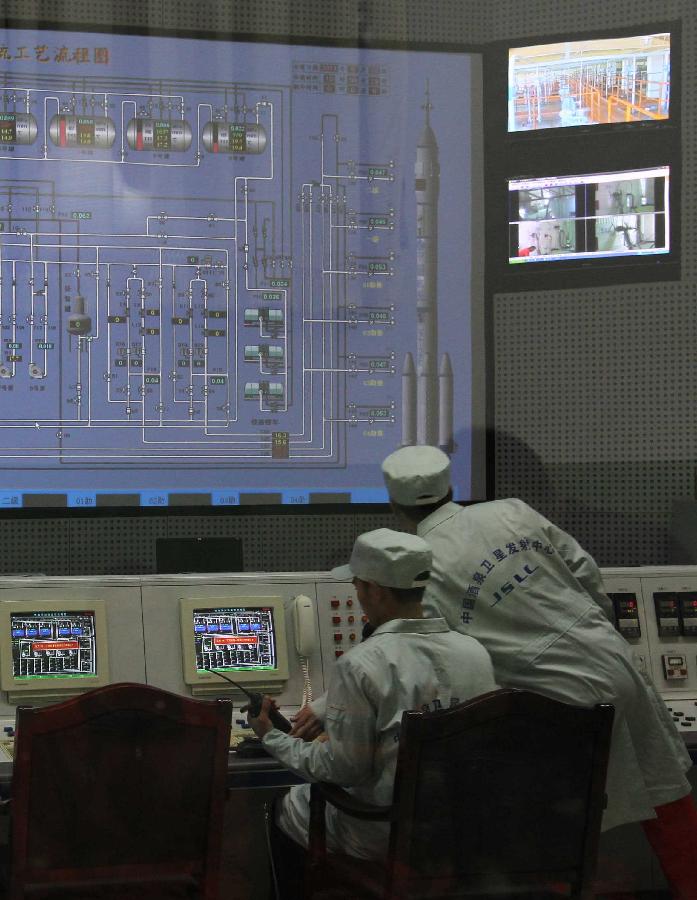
[331,528,432,589]
[382,446,451,506]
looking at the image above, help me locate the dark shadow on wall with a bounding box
[485,428,673,567]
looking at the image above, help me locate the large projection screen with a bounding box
[0,27,483,509]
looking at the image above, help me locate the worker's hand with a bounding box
[289,704,324,741]
[244,695,276,738]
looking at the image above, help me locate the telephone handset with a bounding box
[291,594,317,706]
[202,668,292,733]
[292,593,317,657]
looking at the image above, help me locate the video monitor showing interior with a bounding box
[9,609,98,680]
[192,606,279,673]
[0,26,485,510]
[508,167,669,264]
[508,33,670,132]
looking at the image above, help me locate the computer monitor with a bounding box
[508,32,671,133]
[0,599,110,704]
[156,537,244,574]
[180,597,288,697]
[508,166,670,265]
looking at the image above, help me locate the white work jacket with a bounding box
[263,616,497,859]
[417,498,692,830]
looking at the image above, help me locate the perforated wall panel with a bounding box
[0,518,70,575]
[1,0,150,28]
[69,517,168,576]
[0,510,398,576]
[485,0,683,42]
[0,0,489,44]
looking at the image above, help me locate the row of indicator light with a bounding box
[608,591,697,640]
[653,592,697,638]
[329,595,367,658]
[12,626,82,637]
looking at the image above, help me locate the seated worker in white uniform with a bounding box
[377,444,697,900]
[246,528,496,899]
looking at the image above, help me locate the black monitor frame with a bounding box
[484,20,681,293]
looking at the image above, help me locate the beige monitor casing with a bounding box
[0,598,110,705]
[179,596,289,698]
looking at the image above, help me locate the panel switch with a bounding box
[654,593,681,637]
[662,654,688,680]
[608,592,641,639]
[678,593,697,636]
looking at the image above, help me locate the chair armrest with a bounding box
[314,782,395,821]
[306,782,394,896]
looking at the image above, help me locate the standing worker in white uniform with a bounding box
[381,444,697,900]
[247,528,497,900]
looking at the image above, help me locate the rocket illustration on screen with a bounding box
[402,83,454,454]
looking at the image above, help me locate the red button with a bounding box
[346,599,353,607]
[331,599,340,609]
[334,633,343,643]
[335,650,344,658]
[332,616,341,625]
[347,615,355,624]
[361,615,368,623]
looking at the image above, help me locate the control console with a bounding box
[602,566,697,739]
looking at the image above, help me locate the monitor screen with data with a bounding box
[180,597,288,690]
[508,166,669,264]
[0,25,484,510]
[0,599,109,694]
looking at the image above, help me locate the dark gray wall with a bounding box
[0,0,690,571]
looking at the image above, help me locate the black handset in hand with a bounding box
[242,688,293,734]
[203,669,293,733]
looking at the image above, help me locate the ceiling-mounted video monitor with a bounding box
[508,166,669,265]
[0,24,485,513]
[508,32,670,133]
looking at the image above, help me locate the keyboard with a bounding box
[664,698,697,731]
[229,727,255,750]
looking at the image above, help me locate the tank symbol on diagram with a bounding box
[126,118,193,152]
[67,297,92,336]
[49,115,116,148]
[0,112,38,145]
[202,122,267,154]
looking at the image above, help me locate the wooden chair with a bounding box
[6,682,232,899]
[306,689,614,900]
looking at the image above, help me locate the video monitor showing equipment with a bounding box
[508,167,669,264]
[180,597,289,694]
[0,26,484,510]
[0,599,110,698]
[508,33,670,132]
